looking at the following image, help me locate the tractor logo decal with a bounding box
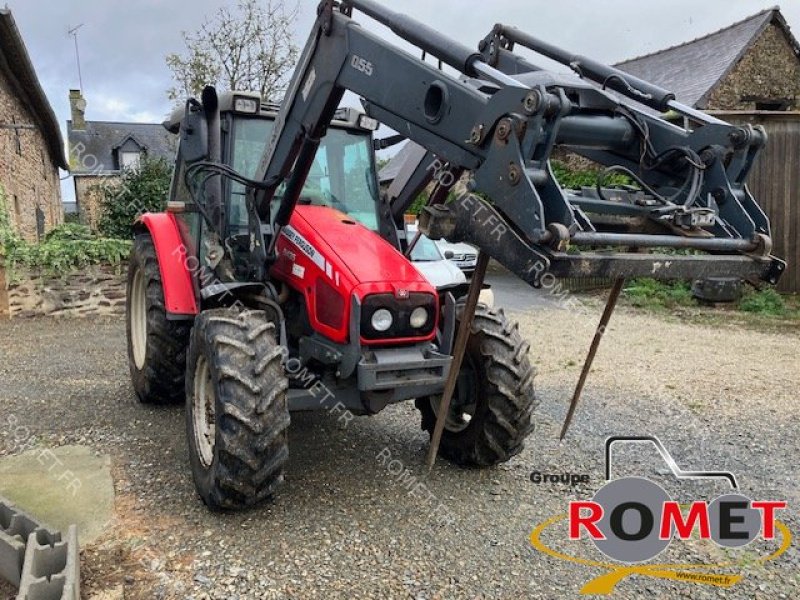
[529,436,790,595]
[282,225,337,284]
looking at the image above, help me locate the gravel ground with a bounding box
[0,304,798,599]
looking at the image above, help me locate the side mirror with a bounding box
[444,250,455,260]
[180,98,209,163]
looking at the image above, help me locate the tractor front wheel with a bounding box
[417,306,537,466]
[186,309,290,510]
[127,233,191,405]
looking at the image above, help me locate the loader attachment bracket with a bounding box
[420,194,785,287]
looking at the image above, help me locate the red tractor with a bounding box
[126,91,536,510]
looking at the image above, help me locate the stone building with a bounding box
[617,7,800,292]
[67,91,177,229]
[616,7,800,113]
[0,8,67,242]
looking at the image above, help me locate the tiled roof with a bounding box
[68,120,177,174]
[615,7,800,108]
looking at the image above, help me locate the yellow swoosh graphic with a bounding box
[530,514,791,595]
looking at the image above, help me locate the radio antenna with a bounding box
[67,24,85,91]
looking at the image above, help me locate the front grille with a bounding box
[360,293,436,341]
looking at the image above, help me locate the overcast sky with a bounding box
[6,0,800,202]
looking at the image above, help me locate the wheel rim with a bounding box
[430,355,479,433]
[130,267,147,370]
[193,356,216,468]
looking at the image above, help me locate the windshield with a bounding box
[229,116,380,232]
[409,232,443,262]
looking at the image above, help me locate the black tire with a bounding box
[126,233,191,405]
[416,305,537,466]
[186,309,290,510]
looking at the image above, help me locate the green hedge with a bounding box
[0,190,131,282]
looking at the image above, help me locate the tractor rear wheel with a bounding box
[126,233,191,405]
[186,309,290,510]
[416,306,537,466]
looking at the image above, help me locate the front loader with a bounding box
[126,0,784,510]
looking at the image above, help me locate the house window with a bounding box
[755,100,790,111]
[13,195,20,226]
[120,150,141,171]
[13,118,21,155]
[742,96,791,111]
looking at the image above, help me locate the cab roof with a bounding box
[163,90,373,134]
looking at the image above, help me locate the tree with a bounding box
[98,158,173,239]
[166,0,299,102]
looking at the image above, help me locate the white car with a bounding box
[435,239,479,274]
[407,226,494,306]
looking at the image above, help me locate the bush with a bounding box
[738,288,786,316]
[403,160,633,216]
[43,223,94,243]
[551,160,632,190]
[98,157,173,239]
[409,191,429,216]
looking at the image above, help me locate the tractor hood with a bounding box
[272,205,436,345]
[290,205,430,285]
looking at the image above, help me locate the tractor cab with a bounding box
[164,91,384,278]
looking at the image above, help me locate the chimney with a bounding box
[69,89,86,130]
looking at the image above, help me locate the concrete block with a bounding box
[0,530,25,587]
[0,497,78,599]
[0,501,60,587]
[17,525,79,600]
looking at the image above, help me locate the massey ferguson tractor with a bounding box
[126,0,784,510]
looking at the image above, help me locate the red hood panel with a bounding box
[293,206,428,285]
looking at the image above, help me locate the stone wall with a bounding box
[2,264,126,319]
[74,175,121,231]
[0,63,62,242]
[706,23,800,110]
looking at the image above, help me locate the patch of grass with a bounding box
[614,278,800,332]
[687,401,705,414]
[737,288,786,316]
[623,278,697,311]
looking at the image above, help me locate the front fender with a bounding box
[136,212,198,317]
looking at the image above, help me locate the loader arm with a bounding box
[250,0,785,287]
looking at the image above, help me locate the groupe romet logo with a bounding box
[530,437,790,595]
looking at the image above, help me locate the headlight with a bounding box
[409,306,428,329]
[233,95,259,114]
[371,309,394,332]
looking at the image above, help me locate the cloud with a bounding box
[7,0,800,204]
